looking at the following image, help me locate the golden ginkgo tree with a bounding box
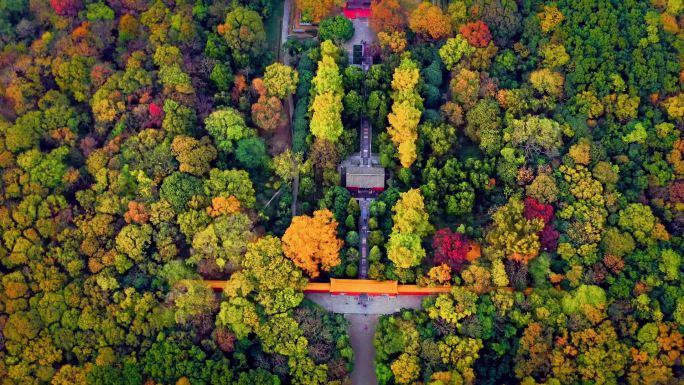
[282,209,344,278]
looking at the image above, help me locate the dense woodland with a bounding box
[0,0,683,384]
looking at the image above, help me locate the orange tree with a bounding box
[408,2,452,41]
[370,0,407,33]
[282,209,344,278]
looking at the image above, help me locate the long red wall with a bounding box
[205,279,509,296]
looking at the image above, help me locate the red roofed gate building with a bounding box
[343,0,372,19]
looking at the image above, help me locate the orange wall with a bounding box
[206,279,455,296]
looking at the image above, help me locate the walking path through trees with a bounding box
[352,39,378,283]
[281,0,300,216]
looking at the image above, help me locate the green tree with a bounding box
[387,232,425,269]
[52,55,94,102]
[162,99,196,136]
[420,157,493,217]
[319,16,355,42]
[216,296,260,339]
[171,281,216,325]
[465,99,502,155]
[506,116,564,156]
[85,2,114,21]
[617,203,662,246]
[204,108,254,153]
[272,150,303,185]
[191,212,254,268]
[140,334,233,385]
[221,7,267,67]
[16,147,68,189]
[160,172,205,212]
[439,34,474,70]
[4,111,44,153]
[116,223,153,262]
[343,90,365,123]
[204,168,256,208]
[257,313,308,356]
[235,137,269,170]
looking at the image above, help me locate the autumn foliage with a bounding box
[50,0,82,16]
[387,58,422,168]
[1,0,683,384]
[206,196,242,217]
[297,0,345,23]
[432,228,470,271]
[408,2,452,41]
[524,197,559,251]
[124,201,150,224]
[251,96,284,132]
[370,0,407,33]
[459,21,492,48]
[282,209,344,278]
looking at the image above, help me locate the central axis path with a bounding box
[348,42,380,385]
[356,45,374,283]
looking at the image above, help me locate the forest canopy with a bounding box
[0,0,683,384]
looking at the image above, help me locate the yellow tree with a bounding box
[282,209,343,278]
[392,188,433,237]
[171,135,217,176]
[483,197,544,263]
[391,61,420,96]
[530,68,565,98]
[391,353,421,384]
[538,5,564,33]
[387,57,423,168]
[310,92,344,142]
[387,189,433,269]
[378,31,408,53]
[297,0,345,23]
[663,93,684,119]
[387,101,420,168]
[310,41,344,142]
[263,62,299,99]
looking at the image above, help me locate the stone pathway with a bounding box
[306,293,424,385]
[306,293,424,314]
[343,18,376,60]
[358,198,370,278]
[346,314,379,385]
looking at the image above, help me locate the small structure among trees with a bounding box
[344,1,372,19]
[344,165,385,193]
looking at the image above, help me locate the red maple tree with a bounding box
[459,21,492,48]
[50,0,82,16]
[432,228,470,270]
[669,180,684,203]
[539,225,559,251]
[524,197,558,251]
[523,197,554,223]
